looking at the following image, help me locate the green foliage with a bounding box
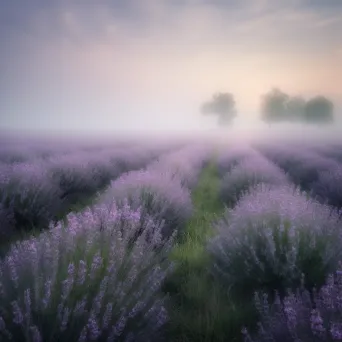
[260,88,334,125]
[305,96,334,124]
[261,88,290,123]
[209,184,342,304]
[201,92,237,126]
[163,156,257,342]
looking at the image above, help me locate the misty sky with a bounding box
[0,0,341,133]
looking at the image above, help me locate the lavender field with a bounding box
[1,135,342,342]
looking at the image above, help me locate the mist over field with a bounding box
[0,0,341,138]
[1,1,342,342]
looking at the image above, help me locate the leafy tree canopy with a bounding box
[201,92,237,126]
[260,88,334,125]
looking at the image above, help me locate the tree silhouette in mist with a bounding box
[305,96,334,124]
[260,88,334,125]
[201,92,237,127]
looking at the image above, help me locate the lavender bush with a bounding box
[256,143,342,209]
[0,202,174,342]
[0,139,77,164]
[0,140,181,243]
[0,162,61,232]
[0,204,14,240]
[47,144,164,203]
[219,152,289,206]
[147,144,211,189]
[48,153,119,205]
[105,147,156,174]
[313,144,342,163]
[46,145,163,216]
[0,147,30,164]
[242,262,342,341]
[209,183,342,299]
[312,167,342,209]
[255,145,340,191]
[216,145,255,177]
[99,169,193,240]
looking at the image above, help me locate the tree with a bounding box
[286,96,306,122]
[201,92,237,126]
[260,88,290,124]
[304,96,334,124]
[260,89,334,125]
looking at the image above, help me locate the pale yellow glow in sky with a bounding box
[0,0,341,132]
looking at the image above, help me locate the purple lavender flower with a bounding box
[42,279,52,310]
[243,263,342,341]
[102,303,113,330]
[99,168,193,240]
[0,199,173,341]
[11,301,24,326]
[209,182,342,299]
[30,325,42,342]
[219,150,289,205]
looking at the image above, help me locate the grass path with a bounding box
[162,155,256,342]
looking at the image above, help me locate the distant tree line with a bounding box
[260,88,334,125]
[200,88,335,127]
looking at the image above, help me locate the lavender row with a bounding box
[146,144,213,189]
[97,144,214,241]
[0,134,186,165]
[243,263,342,341]
[0,143,214,341]
[0,141,71,164]
[254,143,342,209]
[216,144,257,178]
[306,146,342,211]
[0,144,173,241]
[0,201,174,341]
[207,179,342,339]
[0,136,121,164]
[218,148,290,206]
[300,142,342,164]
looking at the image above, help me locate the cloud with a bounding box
[2,1,341,49]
